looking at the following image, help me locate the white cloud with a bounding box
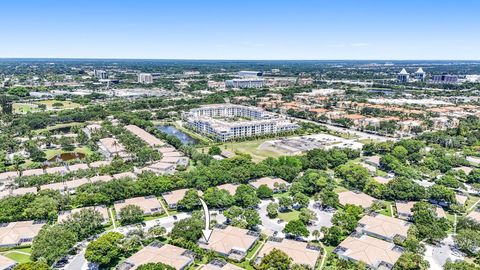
[350,42,369,47]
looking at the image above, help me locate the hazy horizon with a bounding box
[1,0,479,60]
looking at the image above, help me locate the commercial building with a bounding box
[238,71,263,77]
[118,243,194,270]
[199,225,259,261]
[225,78,265,88]
[0,220,46,247]
[432,74,458,84]
[414,68,426,81]
[397,68,409,83]
[334,234,404,269]
[255,238,321,269]
[184,104,299,142]
[94,70,107,79]
[114,196,163,217]
[137,73,153,84]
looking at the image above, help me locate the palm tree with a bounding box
[312,229,321,241]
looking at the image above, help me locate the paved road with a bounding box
[308,201,334,230]
[64,213,191,270]
[424,235,463,270]
[289,116,398,142]
[257,199,286,237]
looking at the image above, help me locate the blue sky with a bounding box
[0,0,479,60]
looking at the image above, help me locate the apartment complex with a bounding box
[183,104,299,142]
[137,73,153,84]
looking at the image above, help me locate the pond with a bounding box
[156,125,198,145]
[48,152,86,163]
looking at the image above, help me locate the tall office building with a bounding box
[397,68,409,83]
[94,70,107,79]
[414,68,426,81]
[432,74,458,84]
[238,71,263,77]
[138,73,153,84]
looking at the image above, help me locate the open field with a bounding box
[13,103,38,114]
[36,122,83,134]
[278,210,300,222]
[0,247,32,263]
[199,138,288,162]
[13,100,81,114]
[36,100,81,110]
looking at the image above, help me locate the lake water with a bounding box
[48,152,86,162]
[157,125,198,145]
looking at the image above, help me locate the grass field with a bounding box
[0,247,32,263]
[378,201,394,217]
[273,192,291,198]
[333,185,349,193]
[36,122,83,134]
[278,210,300,222]
[3,251,31,263]
[465,195,480,213]
[200,138,287,163]
[36,100,81,110]
[12,103,38,114]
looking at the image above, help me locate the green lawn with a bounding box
[36,122,83,134]
[278,210,300,222]
[272,192,290,198]
[1,249,32,263]
[333,186,348,193]
[202,138,287,163]
[36,100,81,110]
[378,201,394,217]
[144,212,168,221]
[13,103,38,114]
[465,195,480,213]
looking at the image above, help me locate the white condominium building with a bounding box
[183,104,299,141]
[137,73,153,84]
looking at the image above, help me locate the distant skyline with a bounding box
[1,0,479,60]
